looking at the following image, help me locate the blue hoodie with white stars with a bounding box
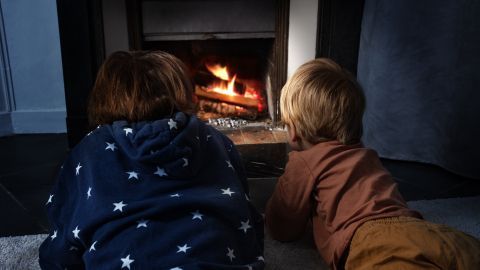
[39,112,264,270]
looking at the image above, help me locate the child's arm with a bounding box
[265,153,315,242]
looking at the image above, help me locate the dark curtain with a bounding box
[357,0,480,179]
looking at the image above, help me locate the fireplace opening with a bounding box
[144,39,274,123]
[54,0,290,151]
[124,0,289,130]
[56,0,290,175]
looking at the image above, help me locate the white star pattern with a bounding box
[191,210,203,220]
[120,254,134,269]
[126,171,139,180]
[226,247,235,261]
[124,128,133,136]
[72,226,80,239]
[257,256,265,261]
[245,194,250,201]
[238,219,252,234]
[246,266,253,270]
[168,119,177,130]
[170,193,181,198]
[221,188,235,196]
[154,167,168,177]
[75,163,82,175]
[136,219,149,228]
[50,230,57,240]
[113,201,127,212]
[46,194,53,205]
[87,187,92,199]
[170,267,183,270]
[89,241,97,252]
[182,158,189,167]
[176,244,191,253]
[206,135,212,141]
[195,136,200,140]
[105,142,117,151]
[70,246,79,251]
[226,160,234,170]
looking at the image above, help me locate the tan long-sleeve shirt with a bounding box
[265,141,421,269]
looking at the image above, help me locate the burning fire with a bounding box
[204,62,265,112]
[205,63,238,96]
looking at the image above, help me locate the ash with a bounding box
[208,118,248,129]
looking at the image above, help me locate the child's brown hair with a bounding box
[88,50,193,126]
[280,58,365,145]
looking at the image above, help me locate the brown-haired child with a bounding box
[39,51,264,269]
[265,58,480,269]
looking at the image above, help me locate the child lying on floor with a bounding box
[265,58,480,270]
[39,51,264,269]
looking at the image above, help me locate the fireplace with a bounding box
[55,0,289,146]
[122,0,291,176]
[125,0,289,130]
[56,0,366,177]
[56,0,290,177]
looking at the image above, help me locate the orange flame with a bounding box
[204,62,265,112]
[206,63,229,81]
[205,63,237,96]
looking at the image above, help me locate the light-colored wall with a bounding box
[287,0,319,78]
[0,0,66,136]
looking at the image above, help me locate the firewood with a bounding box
[198,99,258,120]
[195,86,258,108]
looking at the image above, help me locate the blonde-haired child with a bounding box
[266,58,480,269]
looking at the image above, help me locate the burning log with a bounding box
[198,99,258,120]
[195,86,259,109]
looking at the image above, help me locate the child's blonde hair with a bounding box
[280,58,365,145]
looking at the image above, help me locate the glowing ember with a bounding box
[244,88,265,112]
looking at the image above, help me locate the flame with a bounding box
[205,63,238,96]
[206,63,229,81]
[204,62,265,112]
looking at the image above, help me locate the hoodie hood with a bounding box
[103,112,206,178]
